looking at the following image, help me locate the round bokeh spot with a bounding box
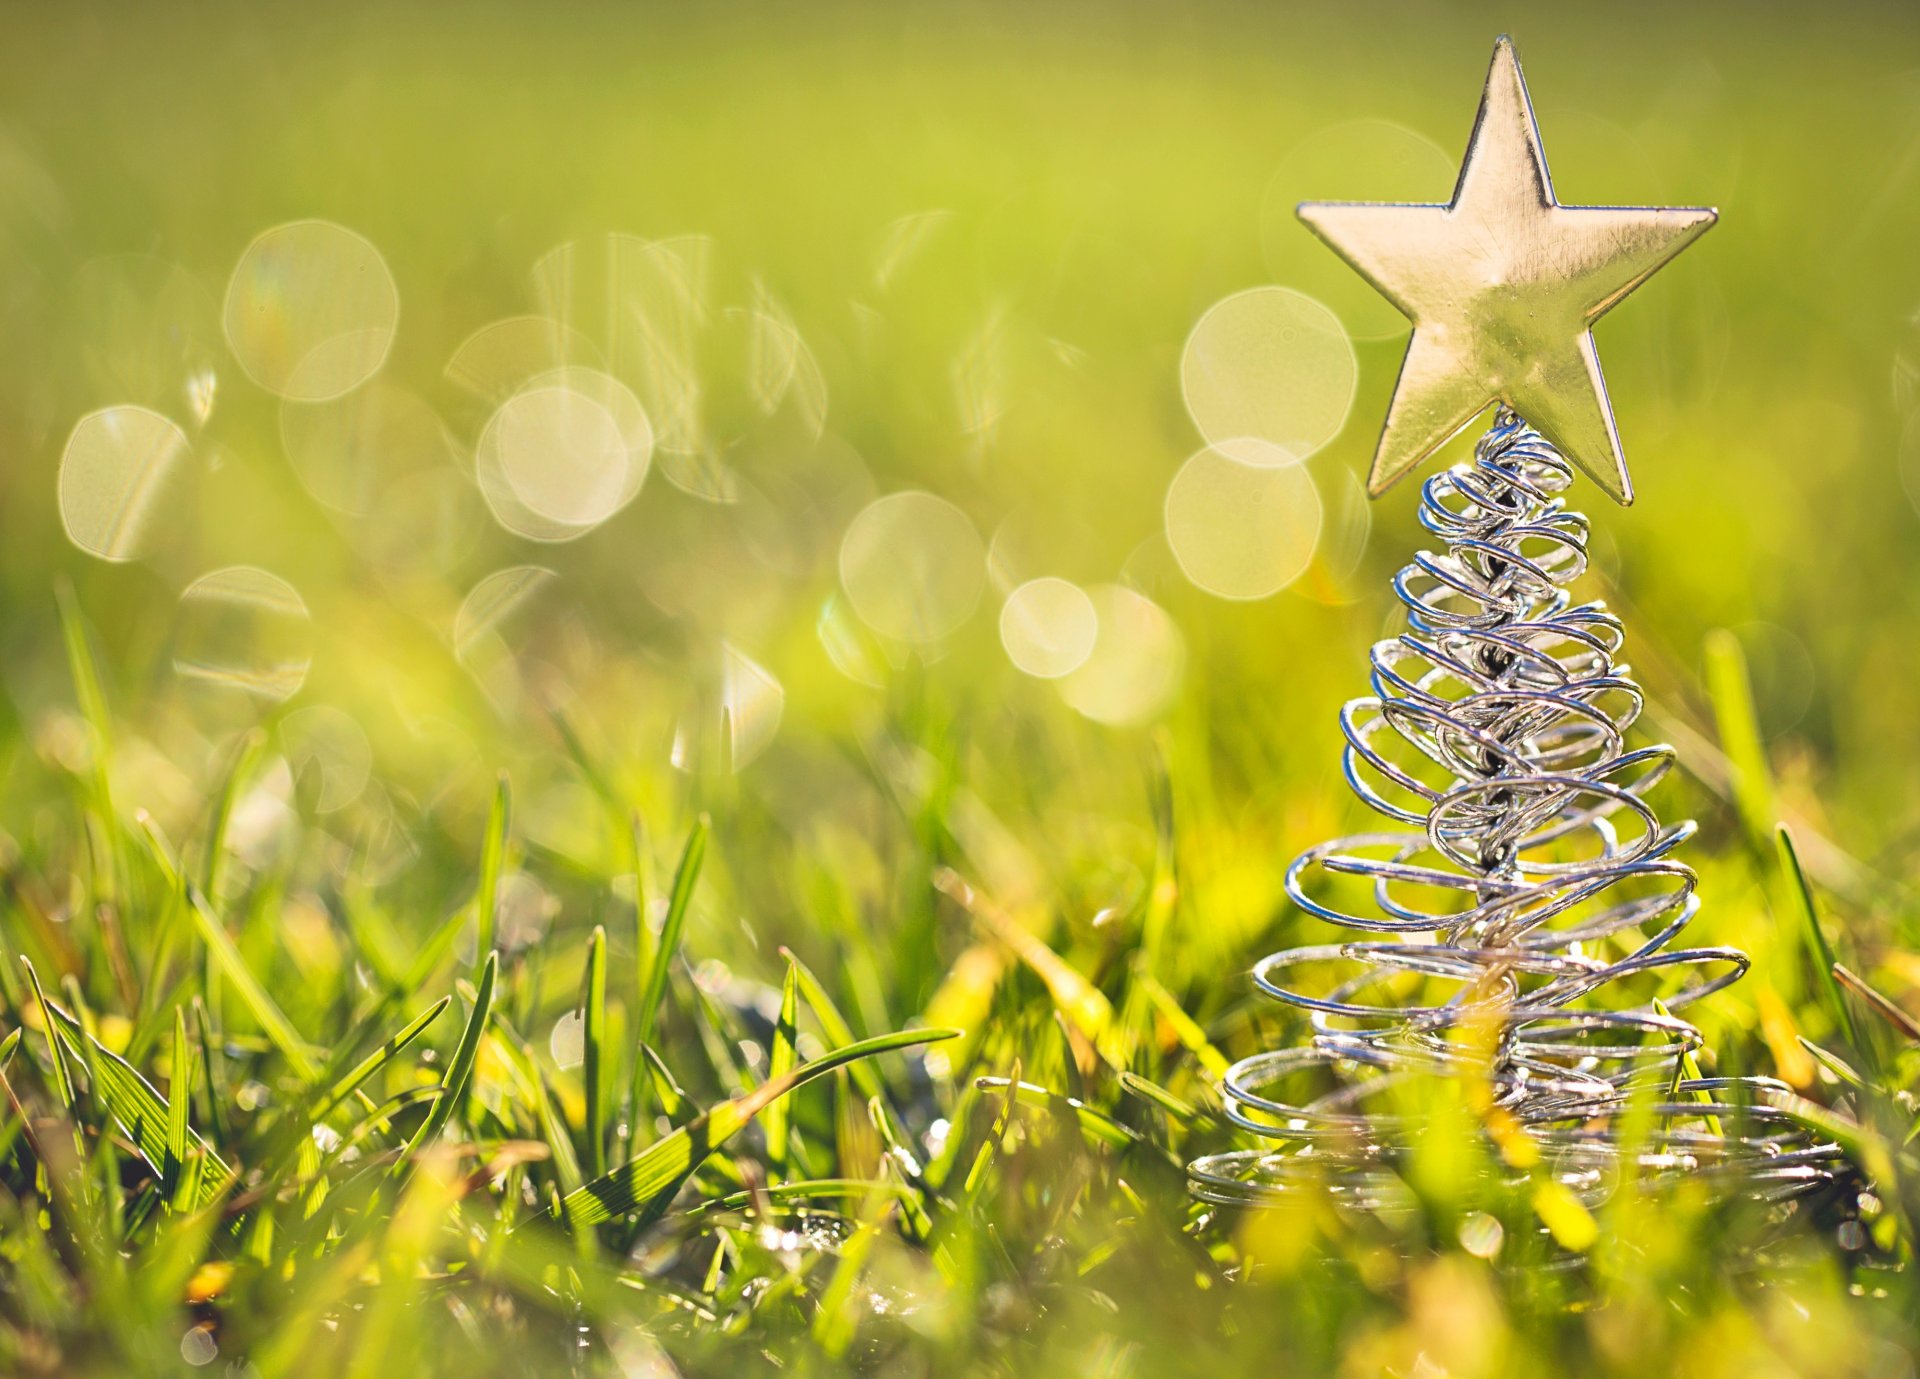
[999,577,1098,679]
[1166,440,1324,600]
[1181,287,1356,459]
[58,405,191,561]
[173,567,313,703]
[838,491,985,644]
[224,220,399,401]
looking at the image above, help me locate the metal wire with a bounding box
[1189,411,1839,1210]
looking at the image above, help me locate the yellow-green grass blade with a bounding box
[309,997,450,1124]
[41,997,230,1207]
[184,886,320,1083]
[583,925,608,1179]
[1778,826,1861,1049]
[1705,630,1775,846]
[400,952,497,1164]
[763,961,799,1178]
[472,774,512,967]
[553,1026,957,1231]
[397,956,495,1175]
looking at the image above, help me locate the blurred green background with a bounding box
[5,1,1920,1374]
[6,1,1920,852]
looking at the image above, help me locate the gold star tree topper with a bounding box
[1299,36,1715,504]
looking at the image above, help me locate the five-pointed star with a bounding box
[1298,36,1716,504]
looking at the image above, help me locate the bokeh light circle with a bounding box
[1181,287,1356,459]
[999,577,1098,678]
[1165,440,1324,600]
[58,405,191,561]
[173,567,313,703]
[838,491,985,643]
[476,376,650,542]
[1057,586,1184,726]
[224,220,399,401]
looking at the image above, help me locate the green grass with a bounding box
[5,1,1920,1374]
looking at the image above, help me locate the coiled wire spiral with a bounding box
[1190,412,1837,1209]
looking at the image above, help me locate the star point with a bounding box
[1299,38,1716,504]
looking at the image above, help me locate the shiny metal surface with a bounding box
[1298,37,1715,505]
[1189,415,1840,1209]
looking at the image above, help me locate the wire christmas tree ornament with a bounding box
[1189,415,1838,1207]
[1190,39,1843,1210]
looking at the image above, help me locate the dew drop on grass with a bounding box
[1056,586,1184,726]
[839,491,985,644]
[172,567,313,703]
[1181,287,1356,459]
[1000,577,1098,679]
[1165,440,1323,601]
[223,220,399,402]
[280,381,454,517]
[58,405,191,561]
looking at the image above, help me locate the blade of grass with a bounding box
[399,952,497,1167]
[583,925,608,1179]
[1655,998,1723,1138]
[183,885,319,1083]
[21,959,77,1112]
[309,997,450,1123]
[473,774,512,967]
[551,1026,957,1231]
[1133,963,1231,1080]
[1778,827,1861,1049]
[137,817,320,1082]
[1796,1036,1869,1093]
[935,869,1117,1062]
[763,962,799,1179]
[781,946,889,1107]
[191,997,228,1146]
[632,816,708,1118]
[165,1006,193,1207]
[1833,963,1920,1043]
[201,726,267,899]
[640,1044,689,1122]
[639,816,708,1051]
[1117,1069,1203,1125]
[40,998,230,1206]
[1704,629,1775,845]
[973,1076,1145,1152]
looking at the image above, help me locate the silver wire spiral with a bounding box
[1190,411,1837,1209]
